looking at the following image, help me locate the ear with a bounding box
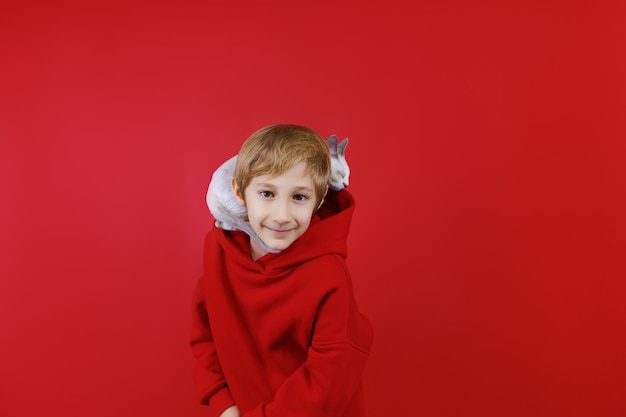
[231,178,246,206]
[338,137,348,155]
[325,134,338,156]
[317,185,329,210]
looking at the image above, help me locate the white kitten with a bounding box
[326,134,350,190]
[206,135,350,254]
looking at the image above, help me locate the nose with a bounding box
[271,198,291,223]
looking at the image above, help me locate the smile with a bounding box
[267,227,292,235]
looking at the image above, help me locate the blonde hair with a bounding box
[234,124,331,207]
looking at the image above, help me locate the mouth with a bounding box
[267,227,292,235]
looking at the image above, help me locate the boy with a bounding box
[190,124,373,417]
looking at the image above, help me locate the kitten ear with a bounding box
[337,137,349,155]
[231,178,246,206]
[325,134,338,156]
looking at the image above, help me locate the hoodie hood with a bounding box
[212,190,355,275]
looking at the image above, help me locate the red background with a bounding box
[1,1,625,416]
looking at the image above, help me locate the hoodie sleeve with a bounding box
[243,256,374,417]
[190,277,236,417]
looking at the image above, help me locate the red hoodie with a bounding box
[190,190,373,417]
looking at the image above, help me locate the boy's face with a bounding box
[233,162,321,259]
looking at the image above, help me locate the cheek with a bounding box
[297,206,316,223]
[248,203,265,218]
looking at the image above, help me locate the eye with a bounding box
[293,194,308,201]
[260,191,274,198]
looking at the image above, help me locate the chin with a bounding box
[264,237,298,251]
[267,242,290,251]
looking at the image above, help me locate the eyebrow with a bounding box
[255,183,314,193]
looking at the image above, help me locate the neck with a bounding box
[249,238,268,261]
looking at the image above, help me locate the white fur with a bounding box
[206,135,350,254]
[326,134,350,190]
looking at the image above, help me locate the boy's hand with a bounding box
[219,405,240,417]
